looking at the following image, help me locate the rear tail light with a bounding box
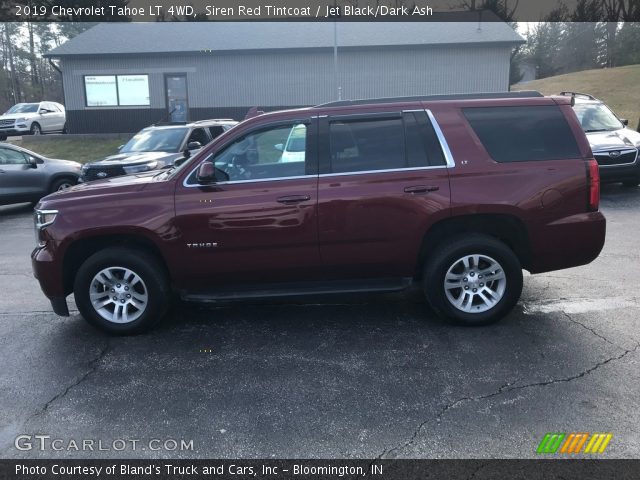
[587,159,600,212]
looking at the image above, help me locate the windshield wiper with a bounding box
[153,168,172,178]
[584,128,609,133]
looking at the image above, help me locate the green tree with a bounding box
[614,22,640,65]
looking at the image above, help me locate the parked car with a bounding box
[277,123,307,163]
[0,102,66,140]
[0,143,81,206]
[564,92,640,187]
[32,91,605,335]
[79,119,238,182]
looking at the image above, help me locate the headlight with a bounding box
[123,161,158,174]
[35,210,58,229]
[34,209,58,247]
[15,117,27,123]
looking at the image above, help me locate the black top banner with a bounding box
[2,0,640,22]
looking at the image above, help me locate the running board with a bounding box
[181,277,413,303]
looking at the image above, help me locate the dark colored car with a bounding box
[0,143,81,206]
[32,91,605,334]
[79,119,237,182]
[565,92,640,187]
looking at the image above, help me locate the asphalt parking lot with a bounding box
[0,185,639,460]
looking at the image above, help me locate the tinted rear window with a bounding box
[329,118,406,173]
[463,106,581,162]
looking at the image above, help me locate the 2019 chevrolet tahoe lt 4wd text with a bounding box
[31,91,606,335]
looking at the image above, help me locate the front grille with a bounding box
[594,148,638,167]
[0,119,15,127]
[82,165,126,181]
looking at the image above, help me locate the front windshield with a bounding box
[573,103,624,132]
[121,127,187,153]
[7,103,39,114]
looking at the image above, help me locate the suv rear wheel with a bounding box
[423,234,523,326]
[74,248,170,335]
[50,177,75,193]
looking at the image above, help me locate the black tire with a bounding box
[622,179,639,187]
[50,177,76,193]
[74,248,170,335]
[62,124,68,134]
[30,122,41,135]
[0,133,6,141]
[423,234,523,326]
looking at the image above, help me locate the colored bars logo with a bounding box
[537,433,613,454]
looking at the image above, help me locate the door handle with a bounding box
[404,185,439,194]
[277,195,311,205]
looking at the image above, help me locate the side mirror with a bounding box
[28,156,38,168]
[174,157,186,167]
[38,109,49,115]
[620,118,629,126]
[187,141,202,151]
[196,162,216,184]
[117,144,124,151]
[274,143,284,152]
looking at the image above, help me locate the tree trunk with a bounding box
[4,25,20,103]
[28,22,40,87]
[605,22,617,67]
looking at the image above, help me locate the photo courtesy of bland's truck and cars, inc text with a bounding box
[1,1,640,479]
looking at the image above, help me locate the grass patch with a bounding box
[10,137,126,164]
[513,64,640,131]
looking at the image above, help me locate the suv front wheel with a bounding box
[74,248,170,335]
[423,234,523,326]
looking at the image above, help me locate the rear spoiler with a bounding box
[550,96,574,106]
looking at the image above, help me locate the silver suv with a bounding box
[0,143,81,206]
[0,102,66,140]
[80,119,237,182]
[566,92,640,187]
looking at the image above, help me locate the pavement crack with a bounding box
[0,339,111,456]
[562,311,618,347]
[465,461,490,480]
[376,342,640,459]
[33,339,111,418]
[363,448,386,478]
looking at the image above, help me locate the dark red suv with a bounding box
[32,92,606,334]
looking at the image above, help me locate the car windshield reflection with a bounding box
[120,128,187,153]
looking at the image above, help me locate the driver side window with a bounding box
[210,123,308,182]
[0,147,28,165]
[187,128,209,147]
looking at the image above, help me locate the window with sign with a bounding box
[84,75,150,107]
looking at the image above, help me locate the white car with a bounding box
[0,102,66,140]
[276,124,306,163]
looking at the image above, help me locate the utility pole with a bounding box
[333,1,341,100]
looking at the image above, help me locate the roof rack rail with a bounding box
[152,121,188,126]
[193,119,236,123]
[314,91,543,108]
[559,91,597,101]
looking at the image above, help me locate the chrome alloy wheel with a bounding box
[443,254,506,313]
[56,182,73,191]
[89,267,149,324]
